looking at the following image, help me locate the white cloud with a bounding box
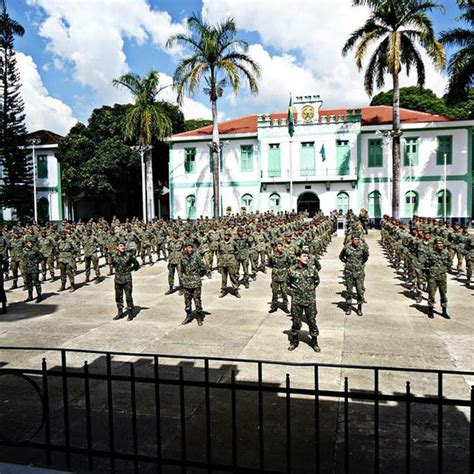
[203,0,448,108]
[17,52,77,135]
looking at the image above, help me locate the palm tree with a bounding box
[167,14,260,218]
[439,0,473,101]
[113,70,172,221]
[343,0,445,219]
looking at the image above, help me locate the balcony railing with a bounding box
[261,167,357,181]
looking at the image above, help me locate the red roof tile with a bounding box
[173,106,451,139]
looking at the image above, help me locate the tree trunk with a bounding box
[211,99,220,218]
[391,71,401,219]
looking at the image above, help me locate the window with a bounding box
[436,189,451,218]
[404,137,418,166]
[184,148,196,174]
[300,142,315,176]
[336,140,350,175]
[368,190,382,218]
[269,192,281,212]
[241,193,254,213]
[37,155,48,179]
[38,196,50,222]
[186,194,196,219]
[436,136,453,165]
[337,191,349,213]
[368,139,383,167]
[240,145,253,172]
[268,144,281,177]
[404,191,418,216]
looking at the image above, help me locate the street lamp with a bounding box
[26,137,41,222]
[131,145,152,222]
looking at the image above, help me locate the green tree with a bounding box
[0,0,32,220]
[185,118,213,132]
[343,0,445,219]
[439,0,473,101]
[167,14,260,218]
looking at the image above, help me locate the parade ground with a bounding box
[0,231,472,473]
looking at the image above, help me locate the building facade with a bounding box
[169,95,473,224]
[0,129,64,222]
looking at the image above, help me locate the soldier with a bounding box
[165,230,183,295]
[57,232,77,292]
[140,224,154,265]
[234,227,251,289]
[268,242,291,314]
[0,228,9,282]
[10,232,24,289]
[218,230,240,298]
[106,228,119,275]
[246,227,258,280]
[197,227,212,278]
[38,229,57,281]
[0,252,6,313]
[287,249,321,352]
[339,234,369,316]
[207,224,220,270]
[180,243,207,326]
[465,231,474,287]
[425,239,450,319]
[22,239,43,302]
[112,242,140,321]
[82,227,101,283]
[253,226,268,273]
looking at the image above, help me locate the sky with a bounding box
[10,0,463,135]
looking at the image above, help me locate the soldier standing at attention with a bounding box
[165,230,184,295]
[0,252,7,313]
[180,243,208,326]
[425,239,451,319]
[268,242,291,314]
[39,229,57,281]
[106,228,119,275]
[287,249,321,352]
[112,242,140,321]
[218,230,240,298]
[10,231,23,289]
[207,224,220,270]
[234,226,251,289]
[22,239,43,303]
[58,232,77,292]
[82,227,101,283]
[339,234,369,316]
[197,227,212,278]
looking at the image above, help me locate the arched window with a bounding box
[186,195,196,219]
[436,189,451,218]
[38,197,50,222]
[368,190,382,218]
[337,191,349,214]
[404,191,418,217]
[241,193,254,213]
[269,192,281,212]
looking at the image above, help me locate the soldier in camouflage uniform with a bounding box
[140,224,154,265]
[39,230,57,281]
[465,231,473,287]
[253,226,268,273]
[9,232,24,289]
[106,229,119,275]
[339,234,369,316]
[425,239,450,319]
[0,229,9,283]
[218,230,240,298]
[57,232,78,292]
[180,243,208,326]
[22,239,43,302]
[246,227,258,279]
[268,242,291,314]
[0,252,7,313]
[112,242,140,321]
[197,227,212,278]
[234,227,251,289]
[287,249,321,352]
[207,224,220,270]
[82,227,101,283]
[165,230,183,294]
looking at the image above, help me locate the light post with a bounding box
[26,137,41,222]
[443,152,447,221]
[131,145,152,222]
[208,141,227,217]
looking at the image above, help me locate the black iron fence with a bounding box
[0,346,472,473]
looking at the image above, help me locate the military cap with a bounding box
[351,232,361,238]
[224,230,232,236]
[237,226,244,232]
[434,238,444,244]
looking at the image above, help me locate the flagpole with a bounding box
[289,136,293,212]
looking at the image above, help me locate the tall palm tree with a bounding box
[439,0,473,101]
[343,0,445,219]
[167,14,260,218]
[113,70,172,221]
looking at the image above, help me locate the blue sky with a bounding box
[11,0,462,135]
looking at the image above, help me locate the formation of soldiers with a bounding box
[381,215,474,318]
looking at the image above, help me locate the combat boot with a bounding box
[345,304,352,316]
[219,289,226,298]
[164,286,174,295]
[127,306,135,321]
[235,289,241,298]
[268,304,277,313]
[415,292,422,304]
[428,306,434,319]
[441,306,450,319]
[311,336,321,353]
[11,282,18,290]
[85,275,90,283]
[356,303,363,316]
[288,333,299,351]
[113,308,124,320]
[207,271,212,279]
[42,273,47,282]
[181,311,193,325]
[196,311,204,326]
[36,291,42,303]
[244,279,249,289]
[1,302,6,314]
[26,291,33,302]
[69,284,76,293]
[282,303,291,314]
[95,276,100,284]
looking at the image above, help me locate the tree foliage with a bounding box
[185,119,212,131]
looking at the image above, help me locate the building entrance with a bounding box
[297,192,320,216]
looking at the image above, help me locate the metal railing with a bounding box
[261,168,357,180]
[0,346,472,473]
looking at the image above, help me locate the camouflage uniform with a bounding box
[207,229,220,269]
[0,254,7,312]
[22,245,43,301]
[82,232,101,282]
[112,251,139,319]
[166,237,183,291]
[218,236,239,296]
[10,236,24,288]
[180,251,207,324]
[268,250,291,312]
[425,245,450,317]
[57,237,77,291]
[234,232,251,288]
[39,233,57,280]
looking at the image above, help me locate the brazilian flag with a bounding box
[288,95,295,138]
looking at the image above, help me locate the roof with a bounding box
[26,130,63,145]
[173,106,451,139]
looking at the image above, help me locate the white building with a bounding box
[0,129,64,222]
[169,95,473,225]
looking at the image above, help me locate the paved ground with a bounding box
[0,231,472,473]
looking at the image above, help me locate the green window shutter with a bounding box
[404,191,418,216]
[436,136,453,165]
[184,148,196,174]
[368,139,383,167]
[368,191,382,218]
[404,138,418,166]
[268,144,281,177]
[437,190,451,217]
[336,140,350,175]
[300,142,315,176]
[241,193,254,212]
[37,155,48,179]
[240,145,253,172]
